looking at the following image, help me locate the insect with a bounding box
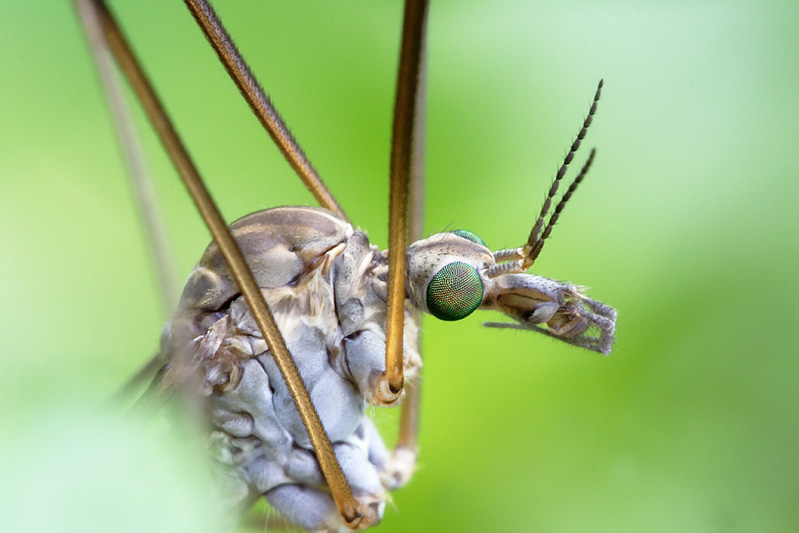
[75,0,616,530]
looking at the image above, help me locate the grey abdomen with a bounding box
[161,206,393,530]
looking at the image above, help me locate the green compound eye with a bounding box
[426,262,484,321]
[450,229,487,248]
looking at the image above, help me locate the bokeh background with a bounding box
[2,1,798,532]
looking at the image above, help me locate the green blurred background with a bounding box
[2,1,798,531]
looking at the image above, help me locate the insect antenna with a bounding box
[526,147,596,264]
[486,80,602,278]
[522,79,602,265]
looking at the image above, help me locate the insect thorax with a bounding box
[160,206,421,530]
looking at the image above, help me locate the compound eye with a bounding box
[450,229,487,248]
[426,262,484,321]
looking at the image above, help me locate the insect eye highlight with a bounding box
[426,262,483,321]
[450,229,487,248]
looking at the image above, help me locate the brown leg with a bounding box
[73,0,180,316]
[392,0,429,482]
[377,0,430,407]
[75,0,363,527]
[182,0,349,223]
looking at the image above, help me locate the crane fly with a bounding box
[75,0,617,530]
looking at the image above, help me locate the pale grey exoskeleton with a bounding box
[75,0,616,531]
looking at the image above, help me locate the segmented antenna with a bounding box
[486,80,603,279]
[526,148,595,263]
[521,79,602,268]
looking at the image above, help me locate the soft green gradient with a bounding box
[2,1,797,532]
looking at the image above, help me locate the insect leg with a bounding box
[183,0,349,222]
[389,6,429,487]
[83,0,364,527]
[389,311,422,489]
[108,351,164,408]
[378,0,430,406]
[407,4,427,248]
[73,0,180,314]
[74,0,180,406]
